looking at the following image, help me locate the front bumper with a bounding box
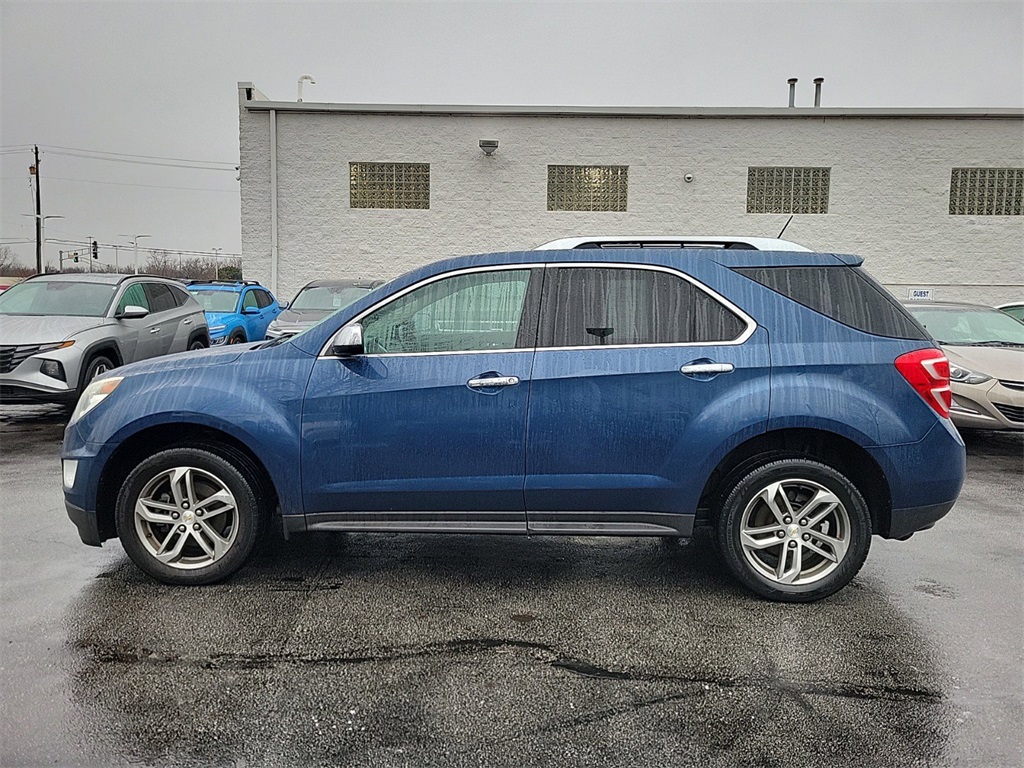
[1,383,77,404]
[66,500,103,547]
[949,379,1024,431]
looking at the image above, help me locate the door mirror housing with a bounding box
[242,305,260,315]
[331,323,364,356]
[278,301,289,310]
[117,305,149,319]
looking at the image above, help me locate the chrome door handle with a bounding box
[182,318,193,325]
[149,328,160,334]
[679,362,734,375]
[467,375,520,389]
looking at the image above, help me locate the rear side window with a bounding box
[734,266,929,340]
[145,283,178,314]
[539,267,746,347]
[254,289,274,308]
[169,286,191,307]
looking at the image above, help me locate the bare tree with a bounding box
[0,245,36,277]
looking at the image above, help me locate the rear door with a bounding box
[524,263,770,535]
[143,282,185,354]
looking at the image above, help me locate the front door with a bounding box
[524,264,770,535]
[301,267,542,532]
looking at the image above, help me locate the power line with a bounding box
[45,149,236,171]
[39,144,236,166]
[41,176,239,193]
[47,237,240,257]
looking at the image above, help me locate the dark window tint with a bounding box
[734,266,929,340]
[255,289,274,309]
[145,283,178,314]
[539,267,746,348]
[169,286,191,307]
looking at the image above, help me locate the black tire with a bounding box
[715,459,871,603]
[82,354,116,386]
[227,330,247,345]
[188,337,208,351]
[114,447,266,585]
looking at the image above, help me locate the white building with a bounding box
[237,82,1023,305]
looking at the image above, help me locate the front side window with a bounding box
[241,290,259,311]
[539,267,745,347]
[361,270,532,354]
[116,283,150,314]
[255,290,274,309]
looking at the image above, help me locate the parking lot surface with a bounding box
[1,405,1021,767]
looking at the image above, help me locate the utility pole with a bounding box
[31,145,42,274]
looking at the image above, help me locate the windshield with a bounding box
[291,285,371,311]
[0,280,117,317]
[189,290,240,313]
[909,307,1024,346]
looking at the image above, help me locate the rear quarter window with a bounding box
[734,266,929,340]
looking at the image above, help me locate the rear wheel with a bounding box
[115,447,265,585]
[188,337,208,351]
[716,459,871,602]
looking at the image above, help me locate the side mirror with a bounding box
[278,301,289,310]
[242,306,260,315]
[331,323,364,356]
[117,305,149,319]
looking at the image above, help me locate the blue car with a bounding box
[186,281,281,345]
[62,249,965,601]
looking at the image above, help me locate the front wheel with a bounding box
[715,459,871,602]
[115,447,265,585]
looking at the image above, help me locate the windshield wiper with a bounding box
[969,340,1024,348]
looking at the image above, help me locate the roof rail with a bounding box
[184,279,261,287]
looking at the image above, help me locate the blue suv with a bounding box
[186,281,281,344]
[62,249,965,601]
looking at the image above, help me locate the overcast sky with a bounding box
[2,1,1021,271]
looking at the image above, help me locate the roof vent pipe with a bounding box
[813,77,824,107]
[788,78,798,108]
[297,74,316,102]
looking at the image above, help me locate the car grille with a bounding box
[993,402,1024,423]
[0,345,43,374]
[998,380,1024,392]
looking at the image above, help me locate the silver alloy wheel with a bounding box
[134,466,239,570]
[739,478,851,586]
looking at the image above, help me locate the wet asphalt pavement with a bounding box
[0,406,1021,767]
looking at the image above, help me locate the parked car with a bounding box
[0,273,208,405]
[535,235,811,251]
[62,248,964,602]
[186,280,281,344]
[997,302,1024,323]
[265,278,383,339]
[905,301,1023,430]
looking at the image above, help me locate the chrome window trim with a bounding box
[318,261,756,358]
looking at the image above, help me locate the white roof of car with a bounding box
[534,236,811,251]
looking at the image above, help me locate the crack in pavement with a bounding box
[75,636,942,707]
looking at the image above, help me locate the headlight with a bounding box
[949,363,991,386]
[37,340,75,353]
[70,376,123,424]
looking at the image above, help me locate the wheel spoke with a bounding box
[168,467,189,508]
[801,488,841,528]
[807,529,848,561]
[758,482,791,526]
[197,520,231,560]
[194,490,235,519]
[777,543,803,584]
[741,523,785,550]
[137,501,175,524]
[803,537,839,563]
[154,528,189,563]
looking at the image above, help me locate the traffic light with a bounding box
[91,240,99,259]
[72,254,79,263]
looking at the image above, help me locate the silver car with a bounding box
[266,278,383,339]
[0,273,209,405]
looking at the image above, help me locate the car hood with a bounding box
[114,343,248,378]
[274,308,333,327]
[0,314,110,345]
[943,345,1024,381]
[204,311,238,328]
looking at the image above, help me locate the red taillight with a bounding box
[895,348,951,418]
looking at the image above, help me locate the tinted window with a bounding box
[735,266,929,340]
[145,283,177,314]
[116,283,150,314]
[362,270,532,354]
[241,290,259,310]
[539,267,745,348]
[169,286,191,307]
[255,289,274,309]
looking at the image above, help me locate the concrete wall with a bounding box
[239,105,1023,305]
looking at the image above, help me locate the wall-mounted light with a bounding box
[684,173,695,183]
[479,139,498,156]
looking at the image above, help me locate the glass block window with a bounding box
[547,165,628,212]
[949,168,1023,215]
[747,167,830,214]
[350,162,430,209]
